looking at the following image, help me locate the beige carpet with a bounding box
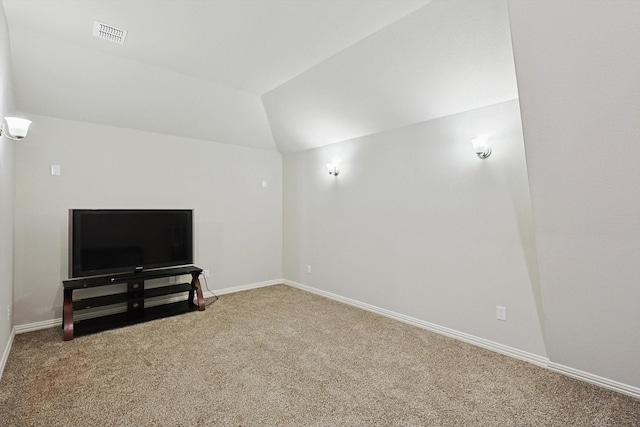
[1,285,638,426]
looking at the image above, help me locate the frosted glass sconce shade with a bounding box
[471,137,491,159]
[1,117,32,140]
[326,163,340,176]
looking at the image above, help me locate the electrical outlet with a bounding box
[306,265,312,274]
[496,306,506,321]
[204,269,210,278]
[6,304,10,321]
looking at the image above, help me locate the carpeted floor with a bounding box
[1,284,638,426]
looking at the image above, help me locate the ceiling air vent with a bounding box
[93,21,128,45]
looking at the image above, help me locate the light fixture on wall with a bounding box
[326,163,340,176]
[471,137,492,159]
[0,117,32,141]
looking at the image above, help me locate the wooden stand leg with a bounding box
[191,273,205,311]
[63,288,74,341]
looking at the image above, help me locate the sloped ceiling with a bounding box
[264,0,517,153]
[2,0,517,153]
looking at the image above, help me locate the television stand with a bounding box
[62,266,205,341]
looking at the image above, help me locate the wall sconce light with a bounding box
[0,117,32,141]
[471,137,491,159]
[326,163,340,176]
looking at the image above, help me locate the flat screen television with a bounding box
[69,209,193,278]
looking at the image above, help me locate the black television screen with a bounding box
[70,209,193,278]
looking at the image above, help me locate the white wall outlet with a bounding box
[51,165,61,176]
[306,265,312,274]
[496,306,506,321]
[262,180,267,188]
[6,304,10,321]
[204,269,210,278]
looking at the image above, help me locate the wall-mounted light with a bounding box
[0,117,32,141]
[471,137,491,159]
[326,163,340,176]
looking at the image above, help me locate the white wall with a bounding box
[508,0,640,387]
[283,99,547,357]
[13,114,282,326]
[0,1,16,370]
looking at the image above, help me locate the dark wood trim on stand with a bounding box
[192,272,205,311]
[63,288,74,341]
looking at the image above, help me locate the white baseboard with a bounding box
[13,279,283,335]
[284,280,548,367]
[11,278,640,400]
[283,279,640,399]
[0,327,15,381]
[14,319,58,334]
[548,362,640,399]
[204,279,281,297]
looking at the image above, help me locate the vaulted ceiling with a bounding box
[2,0,517,153]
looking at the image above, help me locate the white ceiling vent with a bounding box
[93,21,127,45]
